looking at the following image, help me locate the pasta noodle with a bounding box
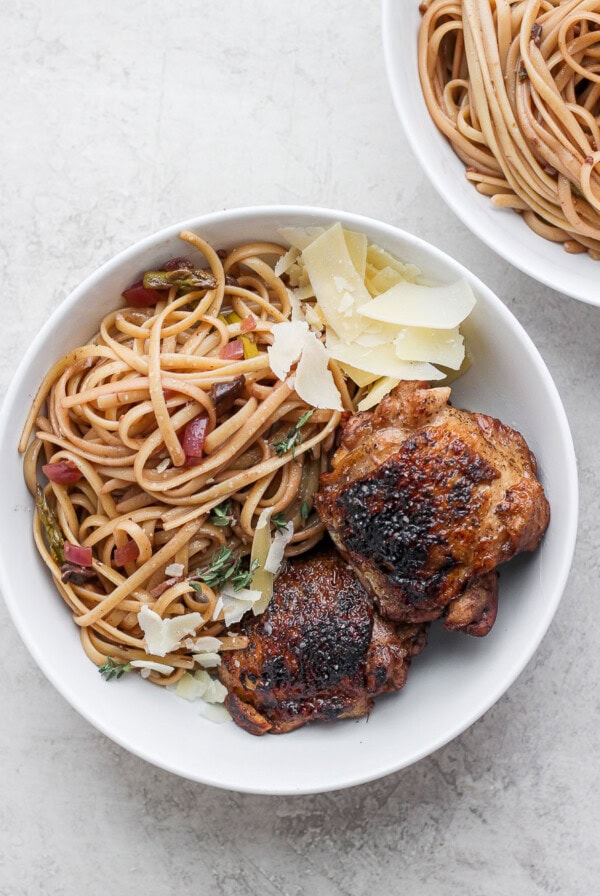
[20,231,343,686]
[418,0,600,257]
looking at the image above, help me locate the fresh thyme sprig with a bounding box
[192,546,259,593]
[98,657,132,681]
[209,500,233,528]
[272,409,315,460]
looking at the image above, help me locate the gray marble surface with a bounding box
[0,2,597,894]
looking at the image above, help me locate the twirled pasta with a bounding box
[20,231,344,685]
[418,0,600,256]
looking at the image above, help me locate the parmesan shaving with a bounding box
[130,660,175,676]
[137,606,201,657]
[193,652,222,668]
[327,341,445,381]
[184,636,222,653]
[278,226,325,251]
[174,670,227,704]
[267,320,308,380]
[294,330,343,411]
[165,562,184,577]
[219,585,262,627]
[200,703,232,724]
[264,522,294,574]
[301,223,371,342]
[269,321,343,411]
[251,507,274,616]
[357,376,401,411]
[394,326,465,369]
[274,246,300,277]
[357,279,476,329]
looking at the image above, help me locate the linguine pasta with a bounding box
[418,0,600,257]
[19,231,344,687]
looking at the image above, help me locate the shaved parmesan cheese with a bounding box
[327,341,445,381]
[264,522,294,574]
[201,674,228,704]
[344,230,368,280]
[338,362,380,388]
[357,376,401,411]
[303,302,324,331]
[137,606,201,657]
[156,457,171,473]
[357,279,476,329]
[175,672,205,701]
[287,288,305,323]
[130,660,175,678]
[268,321,342,410]
[279,226,325,251]
[211,595,223,621]
[294,329,343,411]
[274,246,300,277]
[267,320,307,380]
[193,652,221,668]
[251,508,274,616]
[354,320,403,348]
[219,585,262,627]
[221,586,262,603]
[293,284,317,301]
[394,326,464,369]
[301,223,371,342]
[184,636,222,653]
[200,703,232,724]
[175,670,227,703]
[165,562,184,577]
[366,244,421,282]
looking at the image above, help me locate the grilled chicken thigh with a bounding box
[314,382,550,634]
[219,549,427,735]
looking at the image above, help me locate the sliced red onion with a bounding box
[64,542,93,567]
[122,281,159,307]
[182,415,208,465]
[42,460,81,484]
[219,339,244,360]
[114,539,140,567]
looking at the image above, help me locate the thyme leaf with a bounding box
[209,500,233,527]
[194,547,259,592]
[99,657,132,681]
[272,409,315,459]
[271,511,289,533]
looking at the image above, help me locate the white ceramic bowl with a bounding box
[0,206,577,794]
[382,1,600,307]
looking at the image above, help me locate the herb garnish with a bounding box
[209,500,233,527]
[99,657,132,681]
[272,410,315,460]
[300,500,311,522]
[192,546,259,593]
[271,511,289,533]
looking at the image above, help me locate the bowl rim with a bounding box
[0,204,579,794]
[381,0,600,308]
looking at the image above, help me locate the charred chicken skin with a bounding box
[219,549,428,735]
[314,382,550,635]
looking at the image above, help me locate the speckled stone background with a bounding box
[1,2,598,894]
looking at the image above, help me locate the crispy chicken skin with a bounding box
[314,382,550,634]
[219,549,428,735]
